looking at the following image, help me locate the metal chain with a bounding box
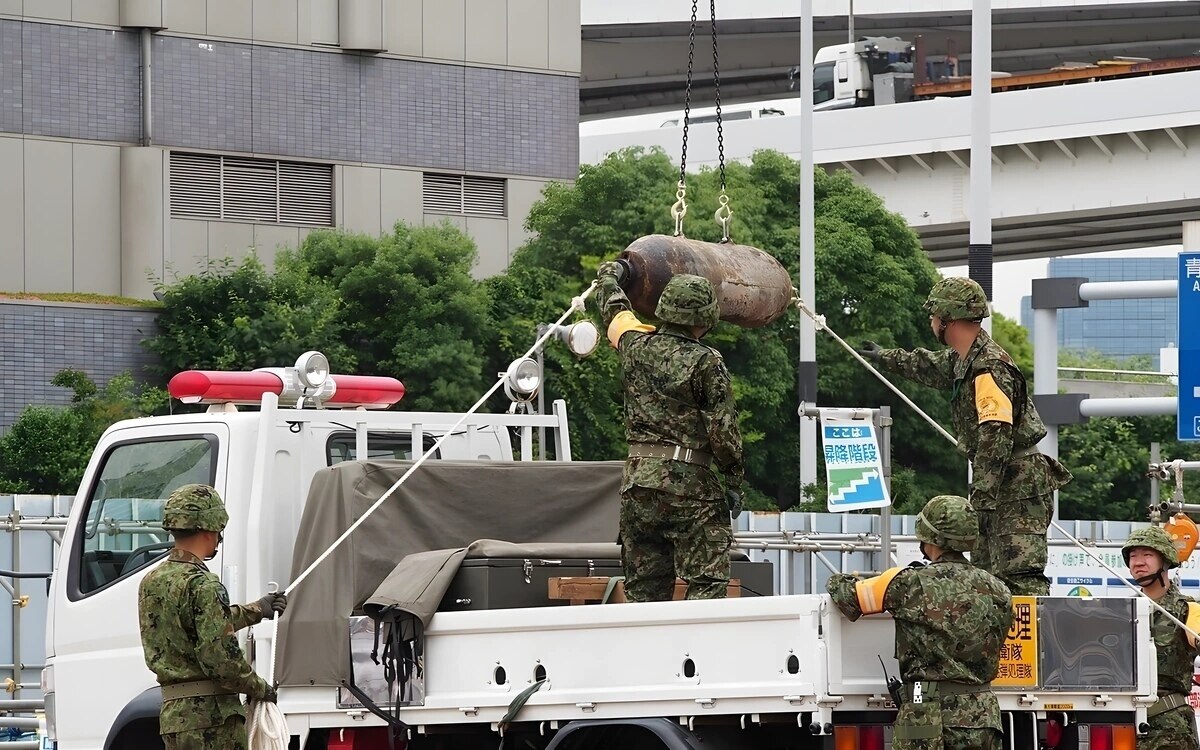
[710,0,732,242]
[672,0,701,237]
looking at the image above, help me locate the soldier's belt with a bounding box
[1147,692,1190,718]
[160,679,238,701]
[627,443,713,466]
[901,680,990,703]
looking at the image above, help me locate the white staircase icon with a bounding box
[831,469,880,502]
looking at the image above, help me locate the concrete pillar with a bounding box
[120,147,168,299]
[340,0,386,51]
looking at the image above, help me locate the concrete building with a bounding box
[0,0,581,298]
[1020,256,1179,367]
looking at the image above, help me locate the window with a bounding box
[170,152,334,226]
[326,431,440,465]
[73,436,217,596]
[423,173,506,217]
[813,62,836,105]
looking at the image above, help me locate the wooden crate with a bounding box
[548,576,742,605]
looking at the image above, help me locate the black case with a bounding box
[439,556,774,612]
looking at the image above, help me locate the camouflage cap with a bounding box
[923,277,990,321]
[655,274,720,329]
[1122,526,1179,570]
[915,494,978,552]
[162,484,229,533]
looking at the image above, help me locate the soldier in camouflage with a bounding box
[138,484,288,749]
[859,277,1072,596]
[1122,526,1200,750]
[595,264,744,602]
[828,495,1013,750]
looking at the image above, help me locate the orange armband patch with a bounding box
[606,310,656,348]
[1186,602,1200,648]
[974,373,1014,424]
[854,566,905,615]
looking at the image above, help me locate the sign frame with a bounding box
[1179,251,1200,441]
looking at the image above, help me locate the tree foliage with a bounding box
[147,225,493,413]
[0,371,167,494]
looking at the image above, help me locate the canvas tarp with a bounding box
[363,539,624,628]
[276,459,622,687]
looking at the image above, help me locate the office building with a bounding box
[1,0,581,298]
[1020,256,1178,367]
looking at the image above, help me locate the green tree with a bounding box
[288,224,495,412]
[488,148,957,512]
[992,312,1033,377]
[1053,351,1199,520]
[147,255,353,376]
[0,370,167,494]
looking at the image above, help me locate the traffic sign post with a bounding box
[1179,251,1200,441]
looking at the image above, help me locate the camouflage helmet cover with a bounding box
[914,494,978,552]
[923,277,990,321]
[655,274,720,329]
[1122,525,1179,570]
[162,484,229,533]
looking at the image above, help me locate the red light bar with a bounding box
[168,370,405,409]
[169,370,283,404]
[328,375,406,408]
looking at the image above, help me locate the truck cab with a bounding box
[43,355,573,749]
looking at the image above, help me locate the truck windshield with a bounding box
[813,62,836,105]
[74,436,216,596]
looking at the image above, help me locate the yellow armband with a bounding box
[855,566,905,616]
[1186,602,1200,648]
[606,310,656,348]
[974,373,1014,425]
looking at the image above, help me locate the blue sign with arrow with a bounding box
[1180,252,1200,441]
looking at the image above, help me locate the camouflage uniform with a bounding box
[1122,528,1200,750]
[596,268,744,602]
[138,485,273,749]
[828,495,1013,750]
[870,278,1071,596]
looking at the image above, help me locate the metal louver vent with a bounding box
[280,162,334,226]
[423,173,464,214]
[222,157,278,223]
[423,173,506,217]
[463,176,506,217]
[169,153,221,220]
[169,152,334,227]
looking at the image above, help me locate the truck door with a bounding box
[50,424,226,749]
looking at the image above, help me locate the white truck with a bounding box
[44,354,1159,750]
[804,36,1200,111]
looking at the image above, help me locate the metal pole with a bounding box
[141,28,153,145]
[969,0,992,333]
[879,406,892,569]
[10,510,19,702]
[1080,397,1178,418]
[847,0,854,43]
[1150,442,1162,508]
[1033,307,1059,518]
[799,0,818,499]
[536,325,547,461]
[1079,280,1177,301]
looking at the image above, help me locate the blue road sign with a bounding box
[1180,252,1200,441]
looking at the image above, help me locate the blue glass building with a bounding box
[1020,257,1178,368]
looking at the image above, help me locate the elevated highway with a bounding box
[581,0,1200,116]
[580,70,1200,264]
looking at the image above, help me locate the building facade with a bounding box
[1020,256,1179,367]
[0,0,581,298]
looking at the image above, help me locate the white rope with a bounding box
[264,281,600,688]
[791,292,1200,642]
[791,295,958,446]
[247,699,288,750]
